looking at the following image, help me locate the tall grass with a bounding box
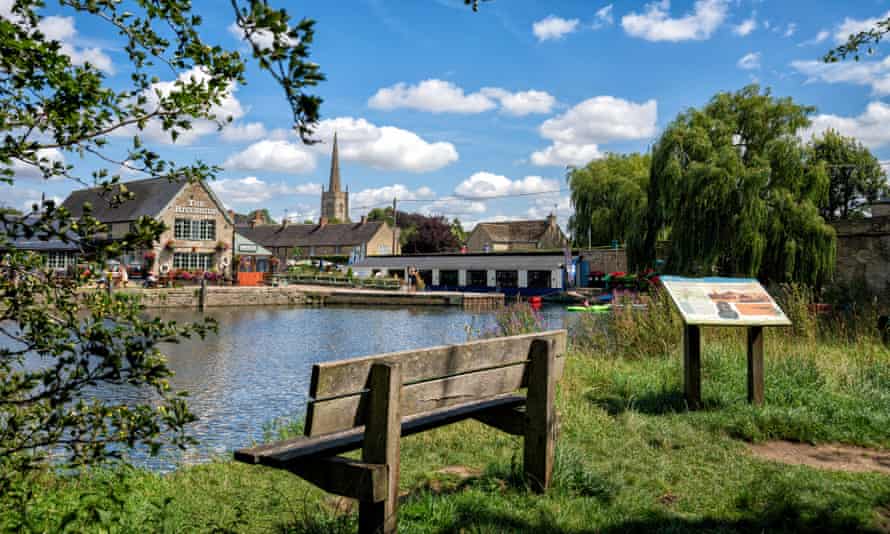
[570,289,683,359]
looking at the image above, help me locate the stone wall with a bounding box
[832,216,890,293]
[578,247,628,274]
[123,286,308,308]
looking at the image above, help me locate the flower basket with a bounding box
[143,251,156,260]
[215,241,230,251]
[164,241,178,251]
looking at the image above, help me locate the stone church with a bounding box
[320,133,349,223]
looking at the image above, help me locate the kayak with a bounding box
[566,304,611,313]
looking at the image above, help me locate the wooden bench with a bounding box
[234,330,567,534]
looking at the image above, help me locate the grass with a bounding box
[4,314,890,532]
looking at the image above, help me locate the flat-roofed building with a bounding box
[351,251,567,296]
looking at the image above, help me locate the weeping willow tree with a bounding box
[632,85,836,286]
[568,153,649,248]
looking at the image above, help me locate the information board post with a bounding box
[661,276,791,411]
[683,324,701,410]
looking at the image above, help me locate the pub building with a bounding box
[61,177,235,277]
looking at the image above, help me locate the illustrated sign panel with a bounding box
[661,276,791,326]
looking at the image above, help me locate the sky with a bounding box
[7,0,890,231]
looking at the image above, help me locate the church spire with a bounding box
[328,132,341,193]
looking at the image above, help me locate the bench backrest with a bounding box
[304,330,567,437]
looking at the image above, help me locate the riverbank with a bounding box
[8,325,890,532]
[103,284,505,310]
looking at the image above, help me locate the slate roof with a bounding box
[236,221,386,248]
[61,177,186,222]
[0,215,81,252]
[472,220,551,243]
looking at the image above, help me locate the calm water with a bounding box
[129,305,570,470]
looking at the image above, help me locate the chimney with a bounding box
[319,216,328,228]
[547,212,557,228]
[360,215,368,225]
[227,209,235,222]
[281,217,289,229]
[250,211,264,228]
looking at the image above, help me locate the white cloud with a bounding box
[479,88,555,116]
[622,0,729,42]
[798,30,830,47]
[313,117,458,173]
[791,56,890,95]
[6,148,66,180]
[530,96,657,167]
[784,23,797,38]
[454,172,560,198]
[593,4,614,29]
[227,21,296,50]
[733,13,757,36]
[533,15,580,41]
[219,122,269,142]
[835,11,890,44]
[421,198,487,216]
[211,176,321,205]
[368,79,495,114]
[351,184,436,212]
[803,102,890,149]
[223,140,316,173]
[530,143,604,167]
[737,52,761,70]
[369,79,555,116]
[28,15,115,73]
[112,66,249,145]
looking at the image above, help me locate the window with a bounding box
[467,270,488,287]
[527,270,551,289]
[173,219,216,241]
[172,252,214,271]
[418,270,433,287]
[439,270,459,287]
[495,270,518,289]
[45,251,78,270]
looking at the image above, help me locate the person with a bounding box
[143,271,158,288]
[119,265,129,288]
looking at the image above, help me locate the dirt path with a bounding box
[749,440,890,475]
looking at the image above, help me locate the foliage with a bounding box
[807,129,889,221]
[367,206,395,226]
[0,0,324,491]
[397,212,461,254]
[450,218,467,245]
[492,302,543,337]
[568,153,650,247]
[825,15,890,62]
[633,85,836,287]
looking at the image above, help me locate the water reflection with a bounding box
[132,305,569,470]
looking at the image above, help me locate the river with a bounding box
[132,305,571,470]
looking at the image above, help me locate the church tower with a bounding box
[320,133,349,223]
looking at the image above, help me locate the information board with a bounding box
[661,276,791,326]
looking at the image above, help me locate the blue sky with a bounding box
[7,0,890,230]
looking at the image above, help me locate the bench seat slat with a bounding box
[235,394,526,467]
[306,355,564,437]
[310,330,567,400]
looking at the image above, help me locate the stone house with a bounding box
[62,178,234,276]
[465,214,568,253]
[236,215,400,269]
[832,198,890,294]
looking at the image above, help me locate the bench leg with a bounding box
[360,362,401,534]
[524,339,556,493]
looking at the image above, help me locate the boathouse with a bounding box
[350,251,567,296]
[61,177,235,276]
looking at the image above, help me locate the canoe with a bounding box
[566,304,612,313]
